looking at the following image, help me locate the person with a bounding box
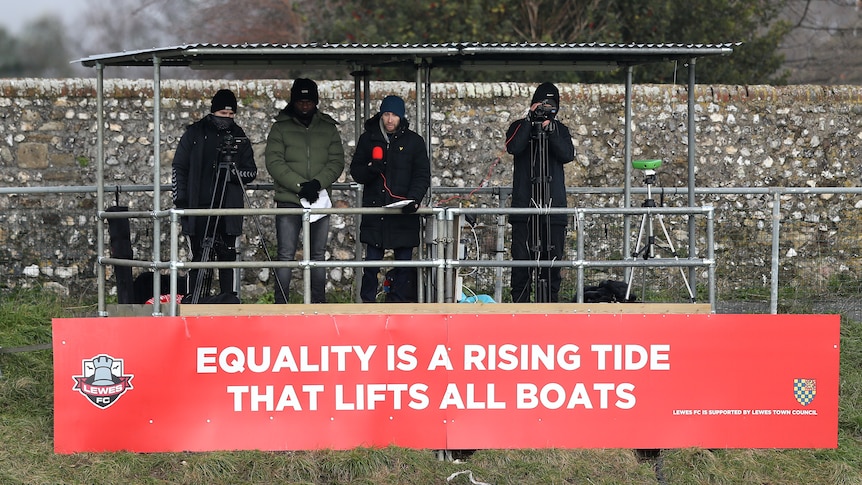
[171,88,257,300]
[504,82,575,303]
[350,95,431,303]
[265,78,345,304]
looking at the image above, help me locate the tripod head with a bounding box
[632,159,662,186]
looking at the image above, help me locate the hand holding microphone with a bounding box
[368,145,385,174]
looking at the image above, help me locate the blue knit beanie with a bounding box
[379,95,406,118]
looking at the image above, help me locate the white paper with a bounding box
[300,189,332,223]
[384,199,414,208]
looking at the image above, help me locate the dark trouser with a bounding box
[274,202,330,304]
[510,220,565,303]
[186,217,237,297]
[361,245,415,303]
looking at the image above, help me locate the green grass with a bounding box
[2,287,862,484]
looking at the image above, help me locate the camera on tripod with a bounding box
[217,134,248,163]
[530,99,558,138]
[530,99,558,123]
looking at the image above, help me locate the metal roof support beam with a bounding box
[687,58,697,293]
[152,56,164,316]
[623,65,634,272]
[352,68,363,146]
[96,63,107,316]
[350,66,370,303]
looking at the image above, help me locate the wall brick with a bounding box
[1,79,861,300]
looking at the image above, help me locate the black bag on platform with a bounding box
[107,206,135,304]
[132,272,188,304]
[582,279,636,303]
[383,268,418,303]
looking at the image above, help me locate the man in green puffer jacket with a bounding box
[265,78,345,304]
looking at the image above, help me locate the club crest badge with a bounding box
[72,354,134,409]
[793,378,816,406]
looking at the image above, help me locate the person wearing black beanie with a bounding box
[289,78,319,105]
[210,89,238,113]
[504,82,575,303]
[171,88,257,302]
[265,78,345,304]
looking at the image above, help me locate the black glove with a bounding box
[401,201,419,214]
[368,159,385,174]
[298,179,321,203]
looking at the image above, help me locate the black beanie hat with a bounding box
[210,89,238,113]
[290,78,319,105]
[531,82,560,106]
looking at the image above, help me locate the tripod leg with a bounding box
[655,215,696,302]
[528,130,553,304]
[646,216,656,259]
[626,213,649,301]
[188,162,234,304]
[226,162,290,303]
[187,232,214,304]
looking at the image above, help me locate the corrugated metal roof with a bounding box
[75,42,738,70]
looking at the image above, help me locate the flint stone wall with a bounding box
[1,79,861,299]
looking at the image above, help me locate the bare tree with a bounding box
[514,0,616,42]
[195,0,304,44]
[70,0,180,77]
[779,0,862,83]
[70,0,862,84]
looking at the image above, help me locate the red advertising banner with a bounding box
[52,313,839,453]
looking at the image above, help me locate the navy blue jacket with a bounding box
[350,114,431,248]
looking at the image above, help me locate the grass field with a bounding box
[1,288,861,484]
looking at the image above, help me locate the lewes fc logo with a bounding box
[72,355,134,409]
[793,378,816,406]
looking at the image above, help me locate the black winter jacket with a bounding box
[171,115,257,235]
[504,117,575,226]
[350,114,431,248]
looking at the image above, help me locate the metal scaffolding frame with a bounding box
[74,42,737,315]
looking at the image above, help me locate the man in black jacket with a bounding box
[350,95,431,302]
[171,88,257,299]
[504,82,575,303]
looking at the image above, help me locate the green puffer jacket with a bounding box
[265,107,345,205]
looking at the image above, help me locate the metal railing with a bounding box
[97,202,715,316]
[6,184,861,316]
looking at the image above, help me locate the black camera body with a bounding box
[533,103,556,121]
[531,99,558,122]
[218,134,248,163]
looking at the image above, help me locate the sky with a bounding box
[1,0,82,34]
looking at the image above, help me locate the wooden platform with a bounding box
[178,302,712,316]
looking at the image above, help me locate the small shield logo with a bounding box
[793,378,816,406]
[72,354,134,409]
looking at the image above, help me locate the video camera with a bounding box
[531,99,558,122]
[217,134,248,163]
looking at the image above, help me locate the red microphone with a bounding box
[372,146,384,160]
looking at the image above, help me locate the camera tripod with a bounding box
[529,126,554,303]
[624,169,695,302]
[187,136,285,303]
